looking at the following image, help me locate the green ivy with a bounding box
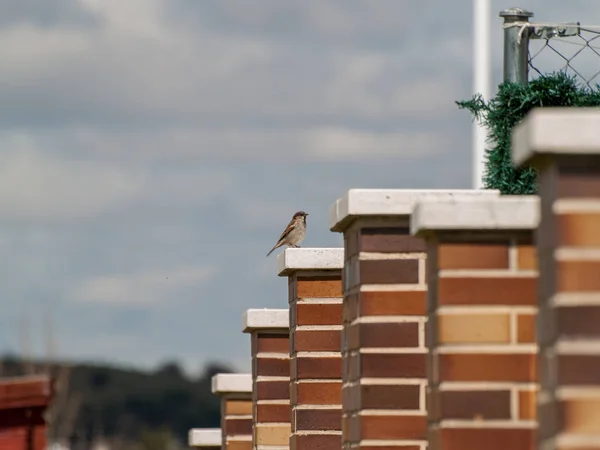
[457,72,600,195]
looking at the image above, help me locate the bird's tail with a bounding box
[266,243,280,257]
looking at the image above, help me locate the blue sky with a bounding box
[0,0,597,375]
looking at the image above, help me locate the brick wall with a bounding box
[278,248,344,450]
[243,309,291,450]
[0,375,52,450]
[330,189,498,450]
[513,108,600,450]
[212,373,253,450]
[412,196,540,450]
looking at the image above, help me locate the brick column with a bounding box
[513,108,600,450]
[188,429,222,449]
[0,375,52,450]
[212,373,253,450]
[243,309,290,450]
[278,248,344,450]
[329,189,499,450]
[412,196,540,450]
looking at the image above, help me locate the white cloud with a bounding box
[70,265,217,305]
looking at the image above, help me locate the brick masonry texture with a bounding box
[251,332,290,450]
[220,397,253,450]
[288,270,343,450]
[342,218,428,450]
[426,235,538,450]
[536,157,600,449]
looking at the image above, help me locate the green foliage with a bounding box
[457,72,600,195]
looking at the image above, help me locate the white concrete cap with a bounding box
[211,373,252,395]
[243,308,289,333]
[411,195,540,236]
[277,248,344,276]
[330,189,500,232]
[513,108,600,167]
[188,428,221,448]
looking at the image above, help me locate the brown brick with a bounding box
[257,357,290,377]
[438,277,537,306]
[359,384,421,410]
[294,329,341,352]
[294,408,342,431]
[252,333,288,355]
[293,356,342,380]
[297,278,342,298]
[227,442,252,450]
[557,306,600,337]
[557,260,600,292]
[558,213,600,247]
[256,381,289,400]
[557,163,600,199]
[558,354,600,385]
[225,400,252,415]
[356,414,426,440]
[438,243,509,270]
[358,291,426,317]
[359,353,426,378]
[224,418,252,436]
[292,381,341,405]
[296,303,342,326]
[256,404,290,423]
[256,334,290,354]
[517,244,538,270]
[517,313,536,343]
[360,259,419,284]
[438,353,536,382]
[292,434,341,450]
[439,427,535,450]
[519,390,536,420]
[439,390,511,420]
[360,227,426,253]
[346,322,419,350]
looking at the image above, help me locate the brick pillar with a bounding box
[278,248,344,450]
[513,108,600,450]
[212,373,253,450]
[243,309,291,450]
[188,429,222,449]
[0,375,52,450]
[412,196,540,450]
[329,189,499,450]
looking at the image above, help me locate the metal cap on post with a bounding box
[499,8,534,84]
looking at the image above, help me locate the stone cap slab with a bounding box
[513,108,600,167]
[411,195,540,236]
[188,428,222,448]
[211,373,252,395]
[330,189,500,232]
[243,308,289,333]
[277,248,344,276]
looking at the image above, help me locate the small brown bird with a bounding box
[266,211,309,257]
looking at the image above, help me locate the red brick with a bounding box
[557,306,600,337]
[558,354,600,385]
[346,322,419,350]
[438,243,509,269]
[439,390,511,420]
[256,334,290,354]
[360,259,419,284]
[438,427,535,450]
[296,303,342,326]
[357,290,426,317]
[256,404,290,423]
[292,381,342,405]
[359,353,426,378]
[292,434,341,450]
[557,260,600,292]
[293,356,342,380]
[355,414,426,440]
[257,357,290,377]
[293,329,341,352]
[357,384,420,410]
[294,408,342,431]
[296,278,342,298]
[224,418,252,436]
[256,381,289,400]
[360,228,426,253]
[557,163,600,199]
[438,353,536,382]
[438,277,537,306]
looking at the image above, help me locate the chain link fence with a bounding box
[501,8,600,88]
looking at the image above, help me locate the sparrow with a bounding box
[266,211,309,257]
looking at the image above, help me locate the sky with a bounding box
[0,0,598,375]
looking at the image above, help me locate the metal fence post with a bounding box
[499,8,534,83]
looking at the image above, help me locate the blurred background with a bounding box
[0,0,598,448]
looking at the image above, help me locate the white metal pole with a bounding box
[472,0,492,189]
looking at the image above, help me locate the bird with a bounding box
[266,211,309,257]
